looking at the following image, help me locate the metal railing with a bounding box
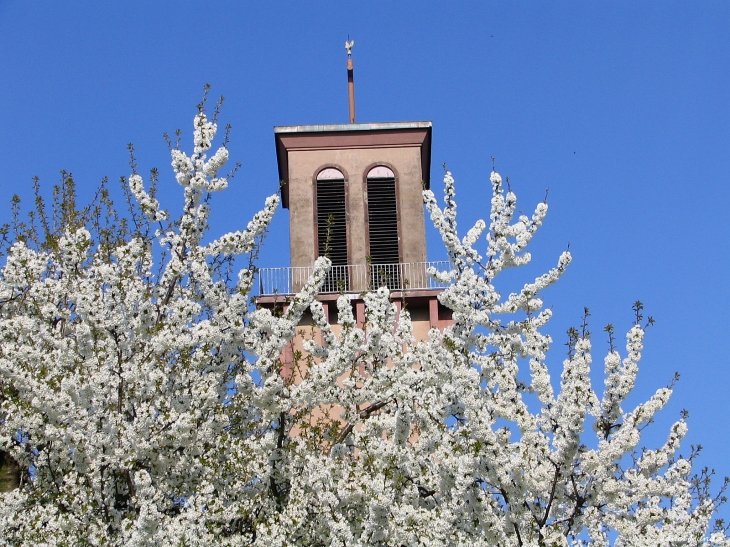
[258,261,451,296]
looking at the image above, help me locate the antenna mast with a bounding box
[345,37,356,124]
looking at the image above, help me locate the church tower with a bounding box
[256,44,453,339]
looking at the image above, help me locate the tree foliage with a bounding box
[0,101,727,546]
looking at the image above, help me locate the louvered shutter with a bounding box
[367,167,400,289]
[316,169,348,291]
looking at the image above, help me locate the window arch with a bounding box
[366,165,399,264]
[316,167,348,291]
[366,165,400,289]
[316,168,345,181]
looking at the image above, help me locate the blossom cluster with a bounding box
[0,111,726,547]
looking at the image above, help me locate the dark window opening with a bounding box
[316,170,348,292]
[367,167,400,289]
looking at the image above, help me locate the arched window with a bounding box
[366,166,399,264]
[316,168,348,291]
[366,166,400,289]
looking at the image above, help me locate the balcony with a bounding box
[257,261,451,296]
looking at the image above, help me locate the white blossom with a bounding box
[128,174,167,221]
[0,115,725,547]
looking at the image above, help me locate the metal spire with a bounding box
[346,37,356,123]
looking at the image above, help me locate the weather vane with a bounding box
[345,36,354,58]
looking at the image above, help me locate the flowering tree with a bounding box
[0,102,727,546]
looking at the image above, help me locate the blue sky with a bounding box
[2,1,729,520]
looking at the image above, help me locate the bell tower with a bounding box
[257,43,453,337]
[275,120,432,288]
